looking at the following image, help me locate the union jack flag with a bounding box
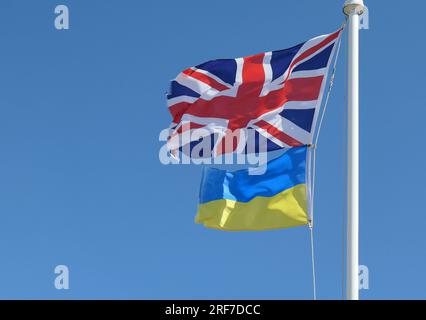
[166,28,342,157]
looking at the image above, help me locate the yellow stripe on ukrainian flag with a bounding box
[196,146,309,231]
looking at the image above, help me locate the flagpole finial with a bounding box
[343,0,365,16]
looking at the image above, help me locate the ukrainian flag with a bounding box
[196,146,310,231]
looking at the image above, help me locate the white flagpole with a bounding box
[343,0,365,300]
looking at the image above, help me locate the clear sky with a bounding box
[0,0,424,299]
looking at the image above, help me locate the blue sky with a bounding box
[0,0,424,299]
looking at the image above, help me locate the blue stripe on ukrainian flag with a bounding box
[196,146,309,231]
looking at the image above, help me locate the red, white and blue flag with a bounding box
[166,28,342,157]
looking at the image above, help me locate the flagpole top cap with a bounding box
[343,0,365,16]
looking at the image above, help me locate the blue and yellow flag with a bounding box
[196,146,310,231]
